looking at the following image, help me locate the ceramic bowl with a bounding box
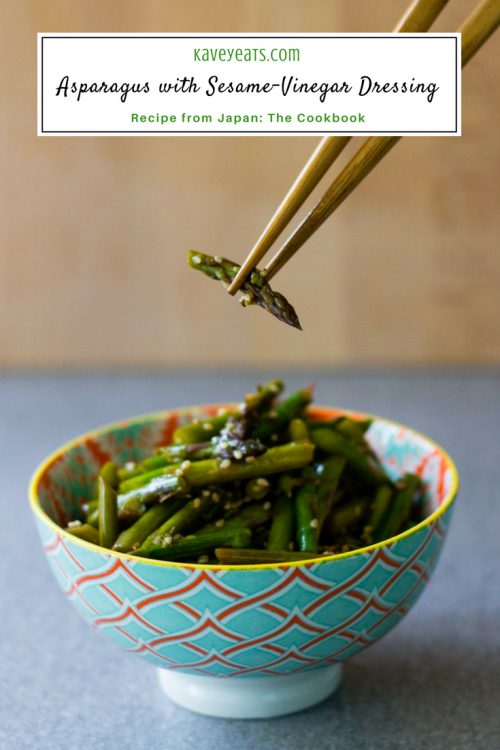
[29,405,458,719]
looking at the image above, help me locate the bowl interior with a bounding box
[34,405,456,532]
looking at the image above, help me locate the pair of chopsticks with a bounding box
[227,0,500,295]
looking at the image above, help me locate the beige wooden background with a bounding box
[1,1,498,368]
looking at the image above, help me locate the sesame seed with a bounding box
[202,422,212,431]
[220,458,231,469]
[211,492,220,502]
[310,518,318,529]
[125,461,136,471]
[271,434,278,442]
[173,533,182,541]
[191,255,202,264]
[175,468,184,477]
[224,501,232,510]
[198,555,209,564]
[164,535,173,545]
[233,450,243,460]
[181,460,191,471]
[202,489,211,498]
[215,518,225,528]
[242,293,253,305]
[67,520,82,528]
[214,255,222,263]
[153,536,162,545]
[193,498,202,509]
[256,478,269,488]
[245,456,256,464]
[217,407,227,416]
[263,501,271,510]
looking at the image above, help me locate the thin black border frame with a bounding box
[39,35,460,135]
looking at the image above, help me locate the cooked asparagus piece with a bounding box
[245,477,271,500]
[162,437,267,466]
[364,484,393,543]
[173,412,234,445]
[246,379,284,412]
[376,474,421,541]
[215,548,323,565]
[253,387,313,441]
[98,476,118,549]
[99,461,119,489]
[66,523,100,545]
[307,417,372,434]
[188,250,302,330]
[213,436,267,462]
[134,528,252,560]
[289,418,309,442]
[267,494,294,552]
[326,498,370,536]
[118,474,189,518]
[118,453,177,481]
[119,466,177,494]
[195,503,272,536]
[137,493,217,553]
[311,428,387,487]
[113,502,175,553]
[316,457,346,532]
[211,381,282,457]
[295,482,319,553]
[86,507,99,528]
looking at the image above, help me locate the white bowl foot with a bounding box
[157,664,342,718]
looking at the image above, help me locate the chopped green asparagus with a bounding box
[188,251,302,330]
[295,482,319,553]
[173,412,234,445]
[98,476,118,549]
[195,503,272,536]
[267,494,294,552]
[66,523,100,545]
[137,493,217,553]
[70,381,428,564]
[215,548,324,565]
[316,457,346,532]
[134,528,252,561]
[311,428,387,487]
[376,474,421,541]
[113,502,175,553]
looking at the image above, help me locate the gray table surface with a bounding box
[1,370,499,750]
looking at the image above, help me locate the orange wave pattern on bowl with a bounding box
[30,405,458,678]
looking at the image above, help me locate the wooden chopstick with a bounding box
[226,0,451,295]
[264,0,500,283]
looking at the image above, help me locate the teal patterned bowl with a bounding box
[29,405,458,718]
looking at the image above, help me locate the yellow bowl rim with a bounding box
[29,403,459,571]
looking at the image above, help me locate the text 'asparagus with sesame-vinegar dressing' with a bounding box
[65,380,428,564]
